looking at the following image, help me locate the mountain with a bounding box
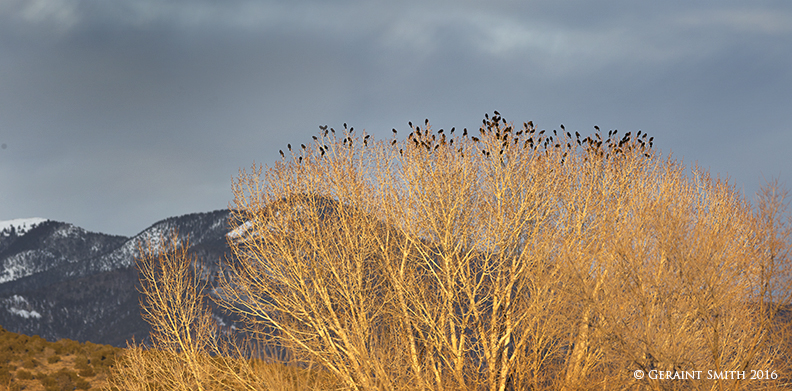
[0,210,232,347]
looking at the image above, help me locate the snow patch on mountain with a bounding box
[0,250,51,283]
[227,221,252,239]
[0,218,48,235]
[4,295,41,319]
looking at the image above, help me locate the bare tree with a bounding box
[110,113,792,391]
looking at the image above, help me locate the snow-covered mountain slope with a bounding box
[0,209,233,347]
[0,220,128,285]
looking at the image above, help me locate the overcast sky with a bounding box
[1,0,790,236]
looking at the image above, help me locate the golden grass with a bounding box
[111,113,792,390]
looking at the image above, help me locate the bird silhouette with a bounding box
[279,150,284,158]
[393,128,397,135]
[288,144,292,151]
[594,125,600,131]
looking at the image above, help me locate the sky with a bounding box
[1,0,790,237]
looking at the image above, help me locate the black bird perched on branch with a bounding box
[594,125,600,131]
[287,144,292,151]
[279,150,284,158]
[393,128,397,135]
[301,144,306,149]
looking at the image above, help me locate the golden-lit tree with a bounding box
[111,113,792,391]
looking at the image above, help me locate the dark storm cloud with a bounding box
[1,0,790,235]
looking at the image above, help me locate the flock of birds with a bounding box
[278,111,655,166]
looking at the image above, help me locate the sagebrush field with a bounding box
[108,113,791,390]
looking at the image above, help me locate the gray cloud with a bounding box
[1,1,790,235]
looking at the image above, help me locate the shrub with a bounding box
[38,374,56,388]
[53,339,80,356]
[22,358,38,369]
[16,369,32,380]
[0,367,11,384]
[78,365,95,378]
[74,355,90,370]
[75,378,91,390]
[47,355,61,364]
[89,346,118,370]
